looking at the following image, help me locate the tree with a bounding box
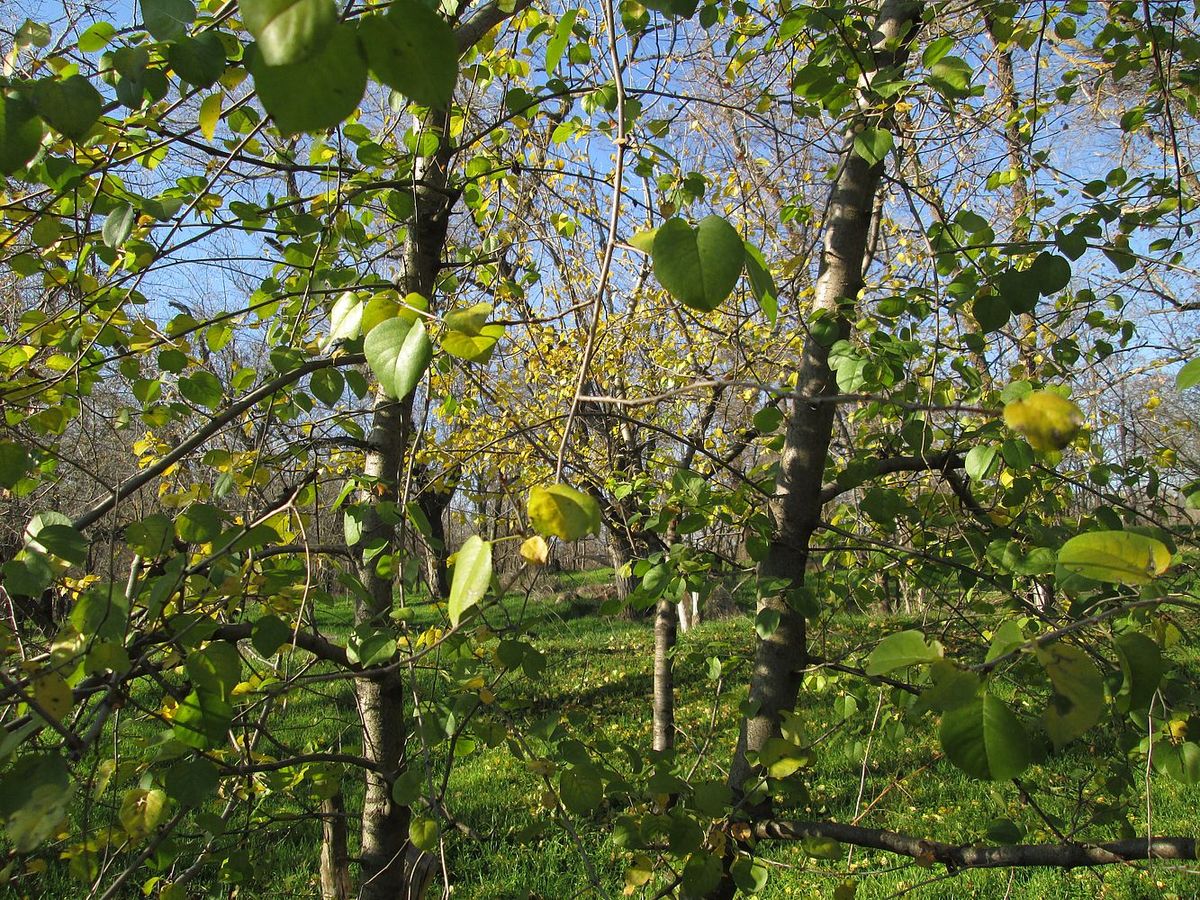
[3,0,1200,897]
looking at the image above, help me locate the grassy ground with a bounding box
[22,568,1200,899]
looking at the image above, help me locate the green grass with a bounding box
[19,570,1200,899]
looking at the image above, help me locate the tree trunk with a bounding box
[728,0,924,800]
[652,596,677,752]
[319,793,351,900]
[354,114,455,900]
[418,484,455,600]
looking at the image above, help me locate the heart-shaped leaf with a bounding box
[241,0,335,66]
[167,33,227,87]
[1,96,43,175]
[141,0,194,41]
[363,317,432,399]
[31,76,103,140]
[652,215,745,311]
[358,1,457,109]
[248,24,366,134]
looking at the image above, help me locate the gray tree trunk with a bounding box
[355,120,455,900]
[728,0,924,800]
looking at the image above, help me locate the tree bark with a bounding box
[652,595,677,752]
[319,793,352,900]
[728,0,924,799]
[354,116,455,900]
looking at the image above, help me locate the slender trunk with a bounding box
[418,485,455,600]
[319,793,351,900]
[355,114,455,900]
[728,0,924,800]
[652,596,677,752]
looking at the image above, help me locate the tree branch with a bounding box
[454,0,534,53]
[819,452,964,505]
[740,820,1197,869]
[71,354,364,532]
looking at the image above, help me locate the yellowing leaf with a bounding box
[1058,531,1171,585]
[32,673,71,722]
[527,484,600,541]
[1002,390,1083,451]
[520,535,550,566]
[198,92,221,141]
[119,788,167,841]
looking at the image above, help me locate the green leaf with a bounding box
[119,787,168,840]
[31,75,103,140]
[1057,530,1170,585]
[324,291,363,349]
[249,25,367,135]
[865,630,942,675]
[346,625,397,666]
[251,615,291,657]
[78,22,117,51]
[853,126,893,165]
[652,216,745,312]
[310,367,344,406]
[173,689,233,748]
[940,694,1030,781]
[179,370,223,408]
[681,852,723,896]
[167,33,227,87]
[731,856,769,893]
[964,445,999,482]
[916,660,980,714]
[409,814,439,851]
[125,514,173,557]
[176,503,222,543]
[1029,251,1072,295]
[743,241,778,324]
[441,324,503,363]
[444,303,492,336]
[32,524,87,565]
[0,442,32,489]
[186,642,241,699]
[0,754,72,852]
[1155,741,1200,784]
[527,484,601,540]
[140,0,195,41]
[1176,358,1200,390]
[358,1,458,109]
[449,535,492,626]
[363,317,432,399]
[757,737,809,779]
[545,9,578,74]
[103,203,136,249]
[1036,642,1103,749]
[0,95,43,175]
[241,0,336,66]
[163,757,219,807]
[985,619,1024,663]
[1115,632,1164,713]
[559,768,602,814]
[973,293,1009,333]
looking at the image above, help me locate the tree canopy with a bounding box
[3,0,1200,896]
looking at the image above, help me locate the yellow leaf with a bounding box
[520,535,550,566]
[1003,390,1083,451]
[199,93,221,141]
[33,672,72,723]
[527,484,600,541]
